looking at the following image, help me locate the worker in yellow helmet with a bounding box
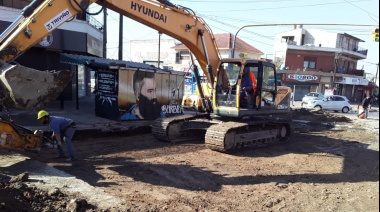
[37,110,77,162]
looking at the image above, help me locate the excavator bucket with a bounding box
[0,62,74,110]
[0,119,42,152]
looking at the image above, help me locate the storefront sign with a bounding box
[285,74,320,83]
[360,79,369,86]
[335,77,368,85]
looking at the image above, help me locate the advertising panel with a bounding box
[95,68,185,121]
[95,69,119,120]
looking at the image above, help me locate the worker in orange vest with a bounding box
[243,67,257,109]
[249,71,257,95]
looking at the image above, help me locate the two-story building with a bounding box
[274,25,370,102]
[0,0,103,101]
[130,33,264,72]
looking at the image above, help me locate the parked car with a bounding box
[301,95,351,113]
[302,92,324,104]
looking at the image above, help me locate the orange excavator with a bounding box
[0,0,292,152]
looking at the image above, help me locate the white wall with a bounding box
[130,39,177,68]
[0,6,102,40]
[306,29,338,48]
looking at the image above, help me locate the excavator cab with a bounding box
[214,59,292,118]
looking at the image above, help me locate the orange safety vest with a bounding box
[249,72,257,94]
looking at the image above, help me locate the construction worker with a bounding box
[245,67,257,109]
[37,110,77,161]
[249,71,257,95]
[240,67,253,108]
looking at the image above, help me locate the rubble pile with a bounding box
[291,108,352,123]
[0,172,95,212]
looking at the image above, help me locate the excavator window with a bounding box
[261,65,277,107]
[215,62,241,107]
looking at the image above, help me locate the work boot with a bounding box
[53,155,66,159]
[66,157,77,162]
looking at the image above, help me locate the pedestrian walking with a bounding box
[37,110,77,161]
[361,96,372,119]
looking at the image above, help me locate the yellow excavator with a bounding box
[0,0,292,152]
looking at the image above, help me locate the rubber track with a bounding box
[205,121,288,152]
[205,121,247,152]
[152,114,198,142]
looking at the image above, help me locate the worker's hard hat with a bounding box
[37,110,49,120]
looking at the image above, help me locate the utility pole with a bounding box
[332,52,341,91]
[158,32,162,68]
[102,7,107,58]
[373,63,379,96]
[118,14,123,61]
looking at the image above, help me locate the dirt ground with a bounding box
[1,109,379,211]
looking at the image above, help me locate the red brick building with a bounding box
[274,26,370,102]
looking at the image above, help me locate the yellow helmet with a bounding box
[37,110,49,120]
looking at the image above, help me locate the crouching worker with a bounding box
[37,110,77,162]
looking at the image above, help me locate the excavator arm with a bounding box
[0,0,221,103]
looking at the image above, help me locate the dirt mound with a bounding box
[291,108,352,123]
[0,172,96,212]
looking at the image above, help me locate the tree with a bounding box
[239,52,248,58]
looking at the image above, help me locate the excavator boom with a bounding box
[0,0,292,153]
[0,0,221,111]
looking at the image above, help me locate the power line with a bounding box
[194,0,370,12]
[343,0,379,20]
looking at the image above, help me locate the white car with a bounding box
[302,92,324,104]
[302,95,351,113]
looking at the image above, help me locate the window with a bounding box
[303,61,316,69]
[215,62,241,107]
[333,96,345,101]
[338,36,344,47]
[346,38,351,50]
[175,51,190,64]
[262,65,276,103]
[281,36,295,44]
[304,57,317,69]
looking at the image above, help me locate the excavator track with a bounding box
[205,120,291,152]
[152,114,205,142]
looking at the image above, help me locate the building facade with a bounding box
[0,0,103,104]
[273,26,371,101]
[130,33,264,72]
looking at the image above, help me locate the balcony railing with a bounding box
[86,14,104,31]
[337,68,364,77]
[351,47,368,56]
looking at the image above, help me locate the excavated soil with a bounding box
[291,108,352,123]
[1,110,378,211]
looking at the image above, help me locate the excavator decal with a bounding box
[131,1,168,23]
[45,9,72,32]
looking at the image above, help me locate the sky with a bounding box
[90,0,379,78]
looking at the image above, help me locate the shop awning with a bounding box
[60,53,155,70]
